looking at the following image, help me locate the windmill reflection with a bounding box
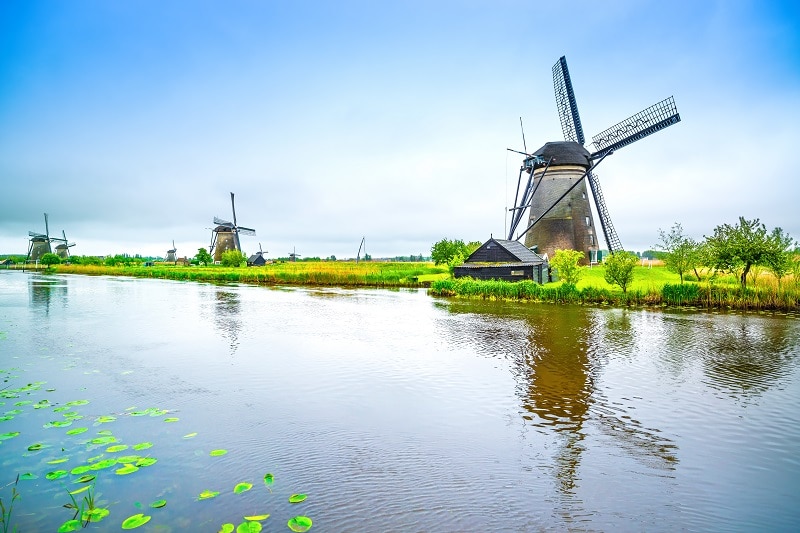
[213,288,241,355]
[442,302,677,498]
[28,275,68,314]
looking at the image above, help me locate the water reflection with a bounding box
[213,288,241,355]
[439,302,678,498]
[28,275,68,313]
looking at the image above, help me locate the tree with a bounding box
[763,227,797,289]
[431,238,470,266]
[40,253,61,266]
[196,248,212,266]
[657,223,700,283]
[220,249,245,267]
[550,249,585,287]
[603,251,638,293]
[704,217,774,288]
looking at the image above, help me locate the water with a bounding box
[1,272,798,532]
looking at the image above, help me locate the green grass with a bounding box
[430,265,800,311]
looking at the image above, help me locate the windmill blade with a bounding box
[213,216,233,227]
[553,56,585,145]
[29,231,47,238]
[44,213,50,241]
[586,171,623,253]
[591,96,680,158]
[236,227,256,236]
[230,192,238,227]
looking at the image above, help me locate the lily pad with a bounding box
[82,507,110,523]
[75,474,96,483]
[117,455,142,463]
[47,457,69,464]
[244,514,270,521]
[90,458,117,470]
[136,457,157,467]
[198,489,220,500]
[219,525,235,533]
[236,522,262,533]
[96,415,116,423]
[234,482,253,494]
[19,472,38,480]
[27,442,49,451]
[287,516,313,532]
[0,431,20,441]
[288,494,307,503]
[65,400,89,406]
[58,519,82,532]
[71,465,92,475]
[43,420,72,428]
[132,442,153,450]
[106,444,129,453]
[116,463,139,475]
[210,449,228,457]
[121,513,151,529]
[66,427,88,435]
[263,473,274,486]
[45,470,69,480]
[150,499,167,508]
[183,432,198,439]
[89,436,118,445]
[163,417,179,422]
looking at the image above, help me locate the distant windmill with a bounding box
[209,192,256,263]
[51,230,76,260]
[507,56,681,264]
[26,213,53,263]
[247,243,268,266]
[288,247,301,262]
[165,240,177,263]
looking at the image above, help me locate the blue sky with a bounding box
[1,0,798,258]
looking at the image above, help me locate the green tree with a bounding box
[431,238,471,266]
[603,251,638,293]
[220,249,245,267]
[40,253,61,266]
[763,227,797,288]
[657,223,700,283]
[704,217,774,288]
[550,249,585,286]
[195,248,212,266]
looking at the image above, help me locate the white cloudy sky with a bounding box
[1,0,798,259]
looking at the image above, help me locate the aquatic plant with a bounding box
[0,478,19,533]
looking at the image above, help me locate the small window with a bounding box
[589,235,595,245]
[582,192,586,199]
[585,216,591,226]
[511,270,524,276]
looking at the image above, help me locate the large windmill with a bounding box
[507,56,680,264]
[26,213,53,263]
[209,192,256,263]
[51,230,76,260]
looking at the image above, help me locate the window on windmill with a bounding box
[511,270,524,276]
[589,235,595,245]
[585,216,591,226]
[582,192,586,199]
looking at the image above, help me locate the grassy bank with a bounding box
[47,261,450,288]
[429,265,800,311]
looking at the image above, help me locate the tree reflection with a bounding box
[28,276,68,314]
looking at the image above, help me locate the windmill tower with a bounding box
[507,56,680,264]
[209,192,256,263]
[26,213,53,263]
[52,230,76,260]
[165,240,177,263]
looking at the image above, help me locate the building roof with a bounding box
[465,237,547,264]
[532,141,591,168]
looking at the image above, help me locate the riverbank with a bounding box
[430,266,800,311]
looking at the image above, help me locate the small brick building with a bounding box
[453,237,549,283]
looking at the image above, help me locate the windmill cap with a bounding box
[533,141,590,168]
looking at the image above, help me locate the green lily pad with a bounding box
[97,429,113,436]
[288,494,307,503]
[53,406,70,412]
[47,457,69,464]
[132,442,152,450]
[58,519,82,532]
[0,415,13,422]
[150,499,167,508]
[135,457,157,467]
[75,474,96,483]
[210,449,227,457]
[66,427,88,435]
[116,463,139,475]
[264,473,274,486]
[0,431,20,441]
[44,420,72,428]
[198,489,220,500]
[163,417,179,423]
[121,513,151,529]
[90,458,117,470]
[45,470,68,480]
[96,415,116,423]
[287,516,313,532]
[70,465,91,475]
[89,436,118,445]
[82,507,110,523]
[183,432,198,439]
[234,482,253,494]
[244,514,270,521]
[27,442,49,451]
[219,525,235,533]
[14,400,32,406]
[117,455,141,463]
[106,444,129,453]
[65,400,89,406]
[19,472,38,480]
[236,521,262,533]
[87,454,104,463]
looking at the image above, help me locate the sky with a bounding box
[1,0,798,259]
